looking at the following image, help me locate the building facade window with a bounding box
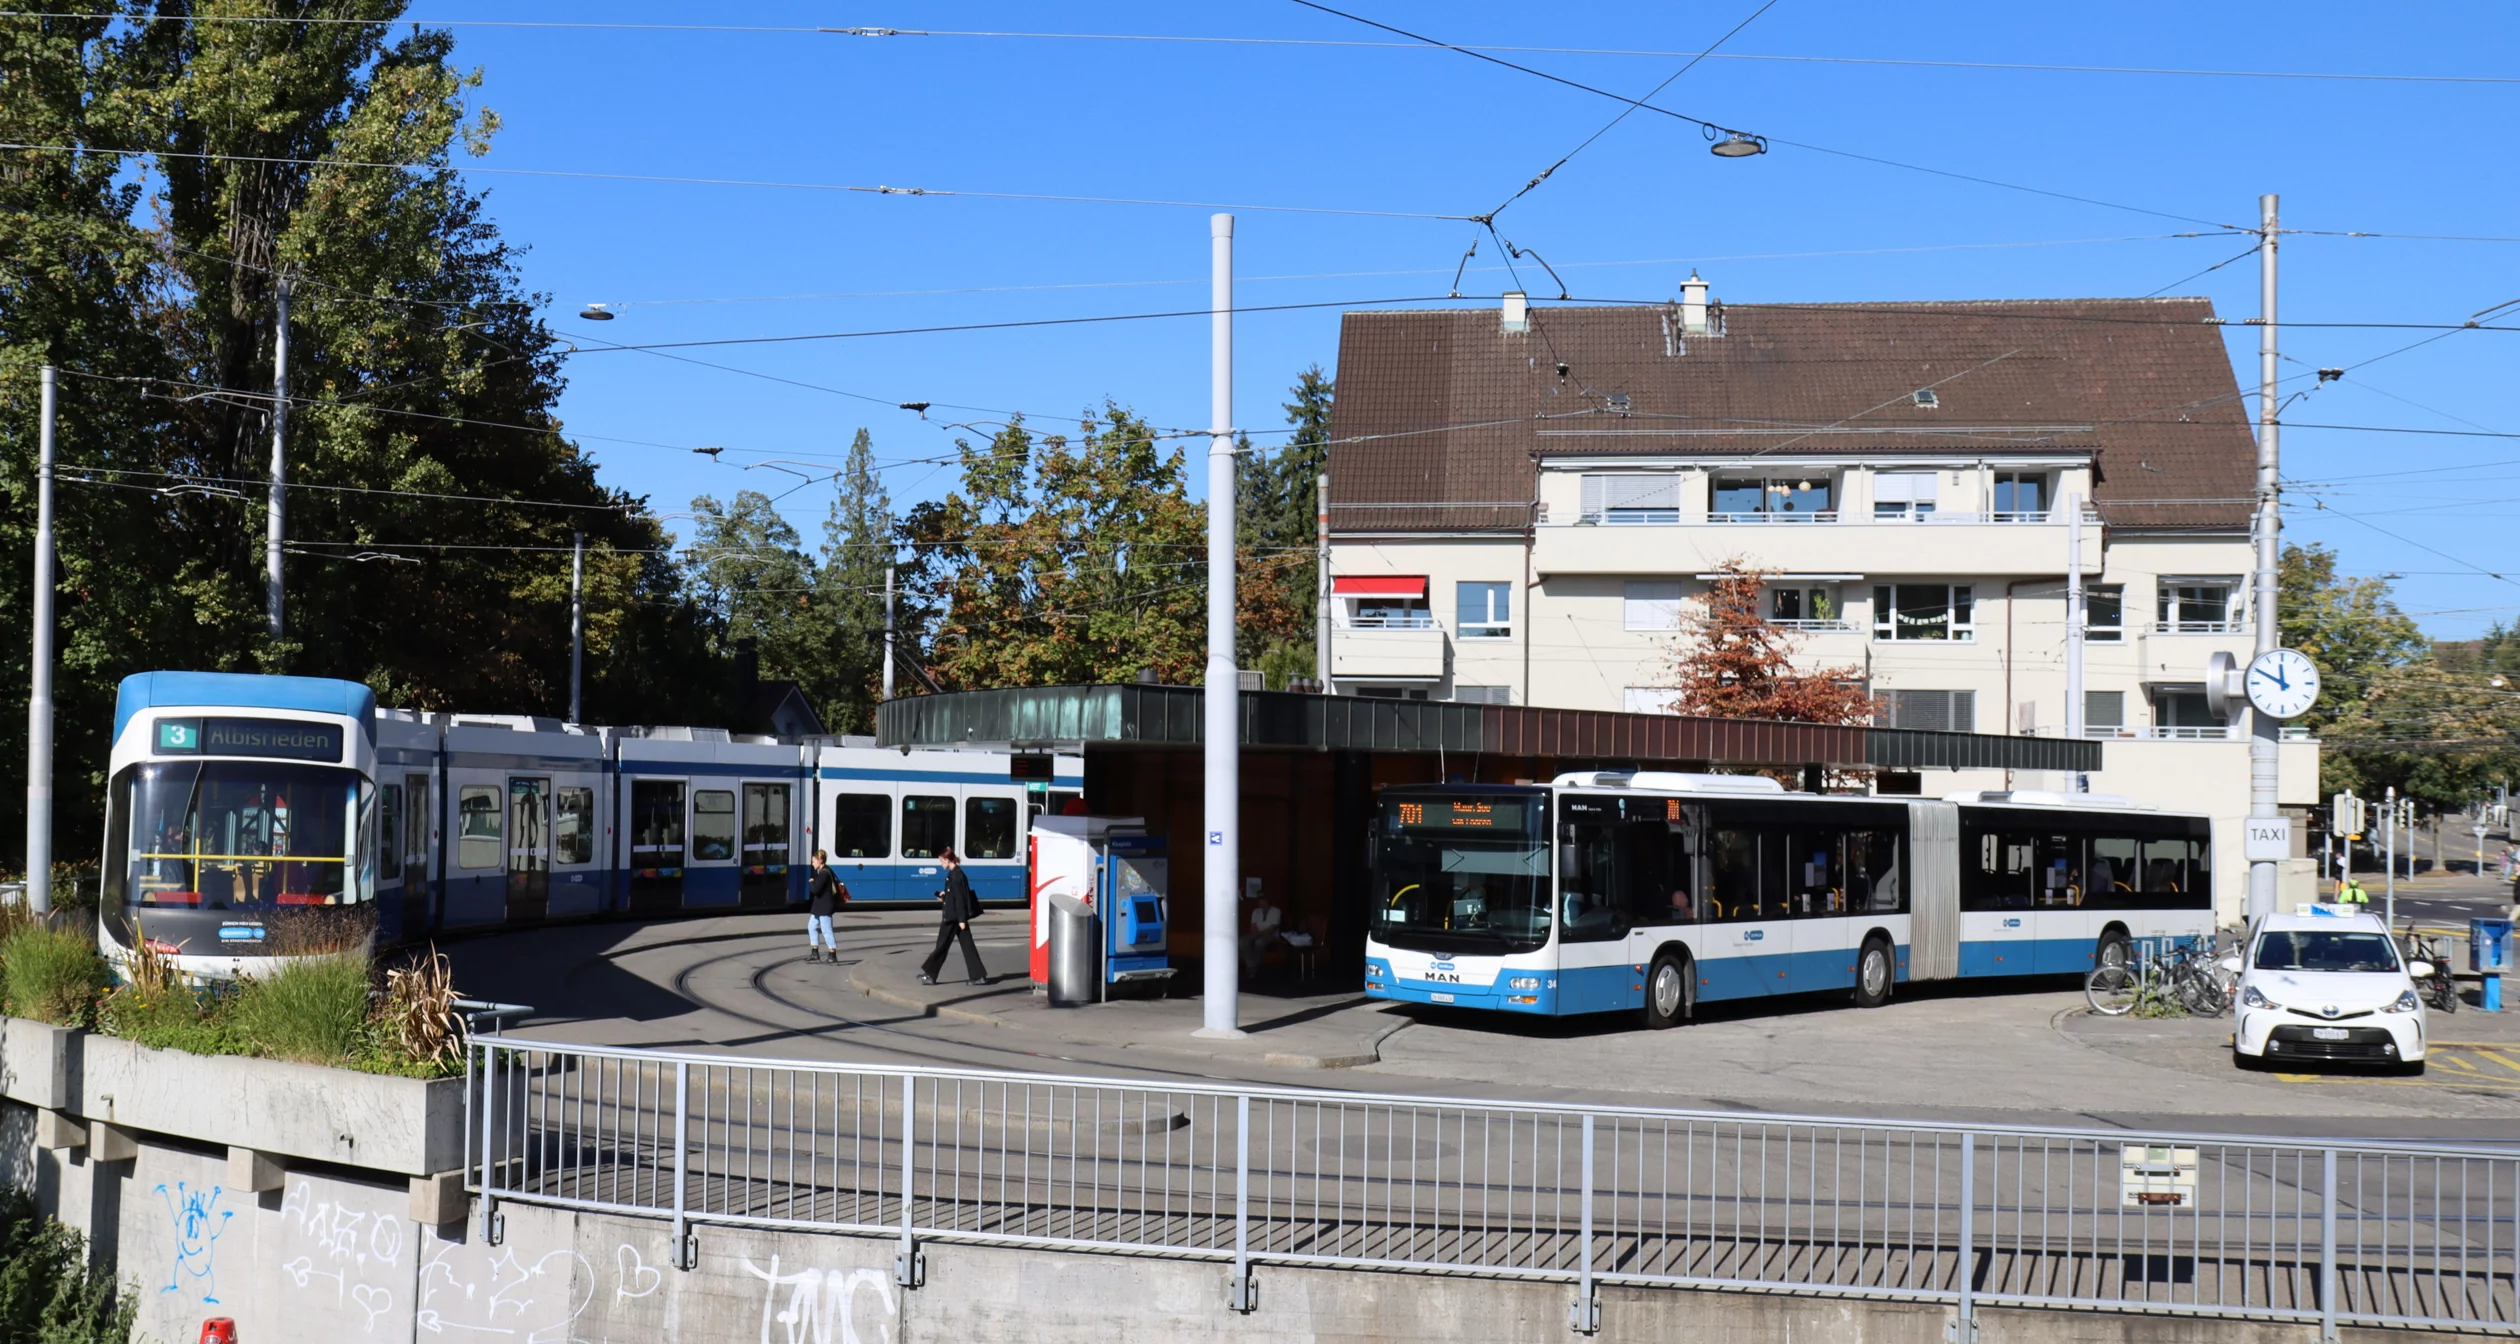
[1624,580,1686,631]
[2084,690,2125,736]
[1883,689,1976,732]
[2156,579,2238,633]
[1456,581,1511,638]
[1872,584,1975,642]
[2150,687,2229,738]
[1452,685,1514,705]
[1991,471,2050,521]
[1768,585,1842,628]
[2083,584,2124,642]
[1580,474,1681,524]
[1349,595,1432,629]
[1712,475,1835,522]
[1872,471,1938,520]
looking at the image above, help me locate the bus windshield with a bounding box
[108,760,369,910]
[1371,791,1552,956]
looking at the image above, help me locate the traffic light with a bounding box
[2330,792,2365,841]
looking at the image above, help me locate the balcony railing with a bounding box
[1772,618,1857,632]
[2153,619,2243,635]
[1708,510,1839,524]
[2080,725,2239,741]
[1869,507,2102,525]
[1340,615,1438,631]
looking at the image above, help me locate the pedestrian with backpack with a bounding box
[806,850,846,963]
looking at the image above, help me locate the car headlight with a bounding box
[2242,985,2276,1011]
[1508,976,1540,991]
[2388,989,2421,1014]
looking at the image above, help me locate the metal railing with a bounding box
[466,1037,2517,1334]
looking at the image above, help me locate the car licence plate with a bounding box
[1429,992,1454,1004]
[2312,1027,2349,1041]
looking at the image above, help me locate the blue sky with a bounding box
[433,2,2517,636]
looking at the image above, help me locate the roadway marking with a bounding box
[2271,1041,2520,1090]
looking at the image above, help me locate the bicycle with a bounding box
[2085,939,2230,1017]
[2400,927,2461,1014]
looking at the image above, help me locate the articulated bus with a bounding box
[1363,771,2215,1026]
[102,671,1079,978]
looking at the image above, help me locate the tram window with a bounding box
[965,796,1017,860]
[457,786,502,870]
[380,784,403,880]
[832,793,890,859]
[692,790,737,862]
[901,795,955,859]
[743,784,790,867]
[554,787,595,865]
[1850,830,1903,912]
[1707,828,1757,922]
[631,781,686,868]
[403,777,430,874]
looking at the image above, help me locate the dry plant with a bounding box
[122,920,180,1001]
[382,947,466,1070]
[270,904,379,959]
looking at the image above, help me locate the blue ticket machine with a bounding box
[1101,833,1173,992]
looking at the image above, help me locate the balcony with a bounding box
[1331,622,1447,681]
[1772,618,1858,633]
[2153,620,2244,635]
[1707,510,1840,525]
[1535,512,2103,579]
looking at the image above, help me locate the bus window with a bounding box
[1754,830,1790,920]
[2034,834,2079,908]
[964,796,1017,860]
[1625,813,1698,926]
[832,793,890,859]
[901,795,955,858]
[2089,835,2140,906]
[1850,830,1903,911]
[1792,832,1842,916]
[457,786,502,869]
[2140,836,2187,896]
[1708,828,1757,922]
[1964,829,2036,910]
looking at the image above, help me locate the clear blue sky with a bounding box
[433,2,2518,637]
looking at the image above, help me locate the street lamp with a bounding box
[1707,128,1768,158]
[578,302,615,321]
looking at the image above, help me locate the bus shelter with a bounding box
[875,684,2099,985]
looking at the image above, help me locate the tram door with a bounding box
[507,777,551,922]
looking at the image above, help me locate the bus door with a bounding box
[1788,830,1855,994]
[1962,827,2041,976]
[1702,824,1792,998]
[506,777,550,923]
[826,789,896,902]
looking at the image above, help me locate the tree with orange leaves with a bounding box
[1661,561,1878,724]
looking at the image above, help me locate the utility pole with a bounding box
[2065,490,2086,789]
[2383,784,2397,928]
[24,366,57,914]
[266,273,291,643]
[2246,194,2282,923]
[1315,471,1331,693]
[881,565,897,702]
[568,530,585,723]
[1198,213,1244,1039]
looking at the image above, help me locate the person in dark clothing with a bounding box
[806,850,846,964]
[917,848,987,986]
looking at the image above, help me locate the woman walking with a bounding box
[806,850,846,964]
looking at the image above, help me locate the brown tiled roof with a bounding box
[1325,297,2256,534]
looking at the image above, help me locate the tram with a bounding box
[101,671,1079,978]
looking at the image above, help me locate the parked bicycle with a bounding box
[2400,927,2462,1014]
[2086,937,2232,1018]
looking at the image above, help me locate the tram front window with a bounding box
[1372,791,1552,956]
[110,761,367,910]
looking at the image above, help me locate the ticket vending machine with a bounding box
[1028,816,1172,996]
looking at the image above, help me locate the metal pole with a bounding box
[568,531,584,723]
[1230,1093,1254,1311]
[2318,1148,2338,1344]
[2065,490,2086,788]
[2247,194,2282,922]
[2384,784,2396,927]
[670,1059,689,1267]
[1315,471,1331,693]
[1955,1131,1977,1342]
[1570,1112,1600,1334]
[26,365,57,914]
[266,273,290,643]
[1199,213,1243,1038]
[882,565,897,702]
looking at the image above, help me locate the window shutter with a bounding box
[1874,471,1937,504]
[1601,475,1679,511]
[1581,475,1607,520]
[1624,580,1685,630]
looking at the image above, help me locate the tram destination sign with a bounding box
[155,716,343,762]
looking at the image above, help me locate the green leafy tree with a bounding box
[818,427,896,733]
[0,5,719,865]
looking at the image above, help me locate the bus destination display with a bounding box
[1393,797,1531,834]
[155,716,344,763]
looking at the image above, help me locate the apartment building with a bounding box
[1321,282,2319,918]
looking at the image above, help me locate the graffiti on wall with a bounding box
[277,1178,406,1333]
[155,1181,232,1305]
[742,1254,896,1344]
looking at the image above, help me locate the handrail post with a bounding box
[1951,1131,1976,1344]
[1569,1113,1600,1334]
[671,1060,694,1270]
[895,1073,924,1288]
[2319,1148,2339,1344]
[1227,1094,1256,1312]
[476,1040,502,1244]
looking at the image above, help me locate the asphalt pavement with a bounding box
[439,878,2520,1143]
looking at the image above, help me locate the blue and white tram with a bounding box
[1362,771,2214,1026]
[101,670,1082,977]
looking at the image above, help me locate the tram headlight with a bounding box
[1508,976,1540,991]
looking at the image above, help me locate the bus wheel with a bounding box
[2096,931,2132,974]
[1855,938,1893,1009]
[1642,952,1692,1030]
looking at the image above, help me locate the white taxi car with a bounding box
[2231,911,2431,1074]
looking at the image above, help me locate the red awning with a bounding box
[1332,575,1428,598]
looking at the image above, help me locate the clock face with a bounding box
[2245,649,2320,720]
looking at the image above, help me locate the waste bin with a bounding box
[1047,892,1100,1008]
[2473,918,2511,1014]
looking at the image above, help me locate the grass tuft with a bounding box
[229,954,373,1065]
[0,921,107,1026]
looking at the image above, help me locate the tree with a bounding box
[1236,367,1333,687]
[0,5,720,867]
[1661,562,1878,724]
[817,428,895,733]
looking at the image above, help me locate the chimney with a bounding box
[1680,271,1709,335]
[1500,290,1529,333]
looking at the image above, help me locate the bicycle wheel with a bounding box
[2177,970,2230,1017]
[2429,975,2460,1014]
[2086,963,2138,1016]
